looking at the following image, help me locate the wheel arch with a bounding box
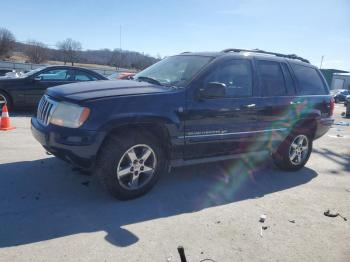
[97,119,173,160]
[291,118,317,139]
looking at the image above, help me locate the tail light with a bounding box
[329,97,335,116]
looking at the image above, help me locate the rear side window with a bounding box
[291,64,327,95]
[74,70,98,81]
[257,61,287,96]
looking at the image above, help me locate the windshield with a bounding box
[134,55,213,87]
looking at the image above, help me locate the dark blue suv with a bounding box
[31,49,334,199]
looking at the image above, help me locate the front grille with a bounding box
[37,95,57,126]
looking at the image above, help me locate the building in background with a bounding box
[320,69,348,89]
[331,73,350,91]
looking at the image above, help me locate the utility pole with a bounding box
[320,55,324,69]
[120,25,122,51]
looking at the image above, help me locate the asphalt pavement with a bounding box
[0,105,349,262]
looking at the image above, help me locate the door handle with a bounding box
[242,103,256,109]
[290,101,302,105]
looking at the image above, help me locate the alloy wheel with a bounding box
[289,135,309,165]
[0,94,7,105]
[116,144,157,190]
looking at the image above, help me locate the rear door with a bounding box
[184,58,260,159]
[255,59,296,149]
[25,68,75,106]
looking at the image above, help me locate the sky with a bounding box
[0,0,349,70]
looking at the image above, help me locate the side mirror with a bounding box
[200,82,227,98]
[33,76,42,81]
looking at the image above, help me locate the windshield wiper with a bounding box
[136,76,162,86]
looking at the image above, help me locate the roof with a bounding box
[179,49,311,66]
[43,65,90,69]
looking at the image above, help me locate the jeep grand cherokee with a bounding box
[31,49,334,200]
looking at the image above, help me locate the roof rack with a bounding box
[221,48,310,64]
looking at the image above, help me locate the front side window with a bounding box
[204,59,253,97]
[38,69,73,81]
[257,61,287,96]
[291,64,327,95]
[134,55,213,87]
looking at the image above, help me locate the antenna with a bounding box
[320,55,324,69]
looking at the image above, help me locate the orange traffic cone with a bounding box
[0,104,16,131]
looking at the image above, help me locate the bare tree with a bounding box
[0,28,15,58]
[56,38,82,66]
[24,40,48,64]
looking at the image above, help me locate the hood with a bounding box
[47,80,173,101]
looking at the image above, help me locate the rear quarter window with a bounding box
[291,64,327,95]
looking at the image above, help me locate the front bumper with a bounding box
[31,117,106,169]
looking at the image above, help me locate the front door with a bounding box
[26,68,75,106]
[184,58,260,159]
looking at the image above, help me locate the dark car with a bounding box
[346,95,350,117]
[0,65,107,108]
[31,49,334,200]
[333,89,350,103]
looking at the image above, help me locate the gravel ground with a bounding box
[0,105,349,262]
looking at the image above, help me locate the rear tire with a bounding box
[273,132,312,171]
[95,130,165,200]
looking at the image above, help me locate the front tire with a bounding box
[0,91,12,110]
[95,130,165,200]
[273,132,312,171]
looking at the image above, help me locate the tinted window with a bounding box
[281,63,295,95]
[204,59,253,97]
[257,61,286,96]
[74,70,98,81]
[39,69,73,81]
[291,64,327,95]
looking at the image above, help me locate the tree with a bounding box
[109,49,127,69]
[24,40,48,64]
[56,38,82,66]
[0,28,15,58]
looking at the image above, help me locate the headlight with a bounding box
[50,102,90,128]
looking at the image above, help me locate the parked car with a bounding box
[345,95,350,115]
[333,89,350,103]
[108,71,136,80]
[31,49,334,200]
[0,65,107,108]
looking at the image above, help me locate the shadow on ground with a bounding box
[314,147,350,174]
[0,156,317,248]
